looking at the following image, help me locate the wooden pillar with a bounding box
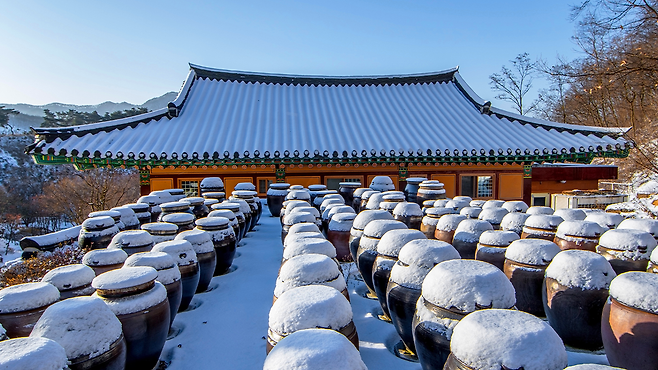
[139,169,151,196]
[275,166,286,183]
[523,164,532,206]
[398,165,408,192]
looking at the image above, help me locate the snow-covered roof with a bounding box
[28,64,628,164]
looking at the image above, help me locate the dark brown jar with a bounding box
[89,210,125,231]
[351,187,370,213]
[200,177,225,195]
[327,213,356,262]
[0,282,60,338]
[420,207,454,239]
[137,195,161,222]
[124,251,182,327]
[141,222,178,244]
[451,219,493,259]
[359,190,380,212]
[180,197,210,219]
[176,229,217,292]
[356,220,407,298]
[379,192,406,214]
[211,202,245,242]
[475,230,519,271]
[158,201,193,221]
[82,249,128,276]
[387,239,460,355]
[228,199,253,237]
[554,220,604,252]
[338,182,361,210]
[416,180,446,205]
[393,202,424,230]
[602,272,658,370]
[231,191,259,231]
[597,228,657,275]
[195,217,237,276]
[412,260,516,370]
[404,177,427,205]
[78,216,120,250]
[202,191,226,203]
[41,264,96,300]
[433,214,466,244]
[504,239,561,316]
[125,202,152,226]
[307,184,327,207]
[152,240,199,312]
[30,296,127,370]
[273,254,348,303]
[108,230,155,256]
[92,266,170,370]
[349,210,394,264]
[208,209,240,240]
[282,212,316,243]
[521,214,564,241]
[543,250,615,350]
[162,212,195,233]
[500,212,530,236]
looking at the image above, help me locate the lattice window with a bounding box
[477,176,493,198]
[181,180,200,197]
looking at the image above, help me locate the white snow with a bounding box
[274,254,346,298]
[176,229,215,254]
[329,213,356,232]
[93,281,167,316]
[284,212,316,226]
[141,222,178,233]
[228,198,252,214]
[505,239,561,266]
[482,200,505,209]
[478,230,519,246]
[326,205,356,221]
[618,218,658,237]
[584,212,623,229]
[352,210,394,231]
[162,213,195,225]
[609,271,658,314]
[110,206,140,228]
[268,285,352,335]
[0,282,60,313]
[526,206,555,215]
[500,212,530,234]
[556,220,605,238]
[390,240,461,289]
[81,216,115,230]
[92,266,158,291]
[108,230,154,249]
[545,250,615,289]
[41,264,95,291]
[200,177,224,189]
[444,199,465,211]
[286,190,311,201]
[554,208,587,221]
[376,229,426,257]
[288,223,321,234]
[263,329,367,370]
[470,199,485,207]
[181,197,205,206]
[22,226,82,249]
[597,228,657,260]
[289,206,321,219]
[283,232,325,248]
[362,220,407,239]
[234,183,256,191]
[124,252,181,285]
[267,189,289,196]
[436,214,467,231]
[460,206,482,218]
[453,219,494,243]
[208,209,236,223]
[204,199,219,207]
[524,214,564,229]
[283,239,337,260]
[196,216,229,228]
[421,260,515,312]
[152,240,198,266]
[478,207,509,224]
[382,193,405,201]
[370,176,395,191]
[433,199,450,208]
[502,201,529,213]
[365,192,387,210]
[450,309,568,370]
[30,296,122,360]
[0,337,68,370]
[393,202,423,217]
[82,248,127,267]
[308,184,327,191]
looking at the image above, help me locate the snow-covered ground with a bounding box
[0,240,22,268]
[158,207,610,369]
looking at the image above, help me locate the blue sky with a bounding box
[0,0,584,111]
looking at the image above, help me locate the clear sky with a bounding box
[0,0,585,111]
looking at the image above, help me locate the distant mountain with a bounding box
[2,91,178,133]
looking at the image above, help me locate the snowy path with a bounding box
[159,208,608,369]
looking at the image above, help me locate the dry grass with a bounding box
[0,246,85,288]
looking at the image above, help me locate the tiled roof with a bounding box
[28,64,628,163]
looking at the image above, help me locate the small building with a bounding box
[26,64,628,204]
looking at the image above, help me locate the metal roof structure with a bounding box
[27,64,629,169]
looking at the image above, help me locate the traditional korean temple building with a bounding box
[26,64,628,205]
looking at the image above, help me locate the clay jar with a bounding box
[141,222,178,244]
[379,192,406,214]
[504,239,561,316]
[166,189,186,201]
[30,296,127,370]
[323,205,355,235]
[124,251,182,327]
[365,192,387,211]
[327,213,356,261]
[208,209,240,240]
[152,240,199,312]
[543,250,615,350]
[281,200,313,227]
[416,180,446,205]
[282,212,316,243]
[351,187,370,213]
[282,238,337,268]
[137,195,161,223]
[78,216,119,250]
[200,177,225,195]
[263,329,366,370]
[176,229,217,292]
[477,207,509,230]
[475,230,520,271]
[412,260,516,370]
[273,254,348,302]
[502,200,529,213]
[349,210,394,263]
[234,182,262,223]
[212,202,245,241]
[602,271,658,370]
[585,212,624,230]
[451,219,494,259]
[307,184,327,206]
[195,216,237,276]
[433,214,466,243]
[82,249,128,276]
[369,176,395,192]
[393,202,424,230]
[0,337,68,369]
[161,213,195,233]
[500,212,530,236]
[596,228,657,275]
[404,177,427,205]
[444,309,568,370]
[618,218,658,242]
[0,282,60,338]
[360,190,380,211]
[372,229,426,320]
[338,182,361,210]
[125,203,152,226]
[521,214,564,241]
[356,220,407,297]
[41,264,96,300]
[387,240,460,354]
[91,266,169,370]
[288,206,322,230]
[108,230,154,256]
[554,220,604,252]
[202,191,226,203]
[89,210,125,231]
[419,207,454,239]
[180,197,210,219]
[266,285,358,353]
[312,190,333,211]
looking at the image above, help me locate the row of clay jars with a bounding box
[266,183,290,217]
[211,202,246,241]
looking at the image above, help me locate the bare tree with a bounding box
[489,53,538,115]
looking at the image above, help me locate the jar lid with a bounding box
[290,185,305,190]
[425,207,455,217]
[0,282,60,313]
[469,199,485,207]
[422,259,515,312]
[180,197,205,206]
[618,218,658,237]
[545,250,615,289]
[275,254,344,298]
[227,199,251,214]
[370,176,395,190]
[288,222,321,234]
[41,264,95,291]
[555,220,604,238]
[82,249,127,267]
[308,184,327,191]
[436,214,467,231]
[166,188,185,196]
[212,202,240,212]
[176,229,215,254]
[502,200,529,213]
[162,212,195,224]
[0,337,68,370]
[419,180,444,189]
[30,296,123,360]
[200,177,224,188]
[152,240,198,266]
[286,190,311,201]
[232,190,257,198]
[609,271,658,314]
[150,190,176,204]
[204,199,219,206]
[88,210,121,221]
[362,219,407,239]
[159,201,191,212]
[91,266,157,292]
[141,222,178,235]
[598,228,657,253]
[81,216,115,230]
[125,202,150,212]
[478,230,519,247]
[208,210,236,221]
[283,233,325,248]
[338,182,361,187]
[397,239,460,270]
[382,193,405,201]
[109,230,154,249]
[505,239,561,266]
[289,206,321,219]
[124,251,176,271]
[377,229,426,257]
[137,195,160,206]
[284,212,316,226]
[283,238,337,260]
[351,210,393,230]
[234,182,256,191]
[500,212,530,233]
[553,208,587,221]
[523,214,564,229]
[268,285,352,334]
[203,191,226,199]
[482,200,505,209]
[450,309,567,370]
[405,177,427,184]
[478,207,509,224]
[526,206,554,215]
[459,206,482,219]
[269,183,290,190]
